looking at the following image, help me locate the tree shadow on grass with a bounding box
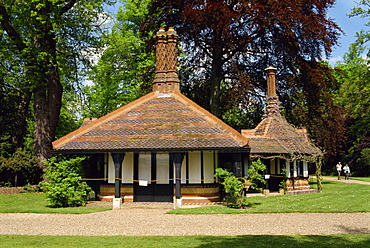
[194,235,370,248]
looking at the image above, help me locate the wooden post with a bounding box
[111,153,125,209]
[171,152,185,209]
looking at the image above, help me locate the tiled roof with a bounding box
[53,92,249,152]
[242,113,322,157]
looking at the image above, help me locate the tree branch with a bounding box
[60,0,78,15]
[0,4,27,51]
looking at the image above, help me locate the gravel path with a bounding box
[322,176,370,185]
[1,177,369,236]
[0,210,369,236]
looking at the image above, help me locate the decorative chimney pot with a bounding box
[264,66,281,114]
[153,27,180,93]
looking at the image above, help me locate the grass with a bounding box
[350,177,370,182]
[169,180,370,214]
[0,193,110,214]
[323,175,370,182]
[0,235,369,248]
[0,180,369,215]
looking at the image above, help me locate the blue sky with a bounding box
[328,0,369,64]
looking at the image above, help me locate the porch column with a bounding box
[171,152,185,209]
[111,153,126,209]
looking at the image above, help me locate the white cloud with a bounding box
[327,56,343,67]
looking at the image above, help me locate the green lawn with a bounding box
[169,180,370,214]
[0,180,369,215]
[0,235,369,248]
[0,193,110,214]
[350,177,370,182]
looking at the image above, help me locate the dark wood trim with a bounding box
[151,152,156,185]
[185,152,189,184]
[201,151,204,185]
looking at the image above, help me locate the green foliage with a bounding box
[0,148,42,186]
[334,21,370,175]
[278,168,288,191]
[0,0,114,160]
[214,168,248,209]
[356,148,370,177]
[335,43,370,147]
[215,160,266,209]
[248,158,266,191]
[41,157,93,208]
[84,0,154,118]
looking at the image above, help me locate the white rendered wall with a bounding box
[122,152,133,184]
[108,154,115,184]
[188,151,201,183]
[156,153,169,184]
[138,153,151,184]
[203,151,214,184]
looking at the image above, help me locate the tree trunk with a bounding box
[33,2,63,162]
[33,83,52,162]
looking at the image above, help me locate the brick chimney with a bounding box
[153,27,180,93]
[265,66,281,114]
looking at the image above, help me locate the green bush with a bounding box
[41,157,93,208]
[0,148,42,186]
[215,167,248,208]
[215,159,266,209]
[248,158,266,191]
[355,148,370,176]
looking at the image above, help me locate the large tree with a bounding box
[143,0,341,118]
[140,0,345,166]
[0,0,113,161]
[334,36,370,175]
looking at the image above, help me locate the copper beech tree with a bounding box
[141,0,345,168]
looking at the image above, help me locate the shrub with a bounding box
[248,158,266,191]
[215,168,248,208]
[215,158,266,209]
[41,157,93,208]
[0,148,42,186]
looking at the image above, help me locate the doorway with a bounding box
[134,152,173,202]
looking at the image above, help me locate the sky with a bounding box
[327,0,369,65]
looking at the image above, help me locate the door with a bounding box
[134,152,173,202]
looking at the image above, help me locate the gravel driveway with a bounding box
[1,177,369,236]
[0,210,369,236]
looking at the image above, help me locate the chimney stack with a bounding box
[264,66,280,114]
[153,27,180,93]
